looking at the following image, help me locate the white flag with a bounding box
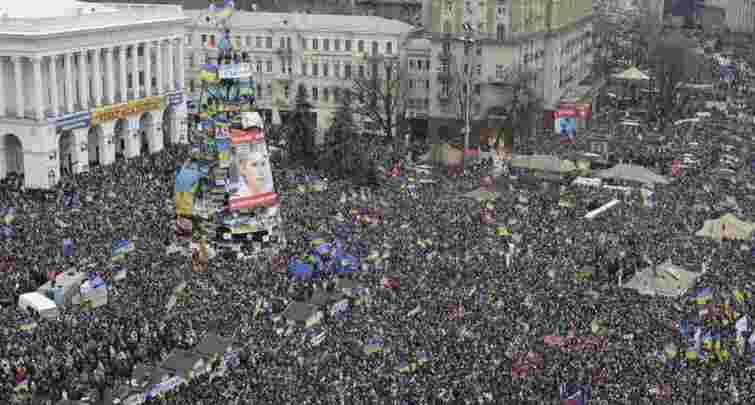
[736,316,749,333]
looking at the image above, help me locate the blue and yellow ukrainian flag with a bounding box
[734,289,751,304]
[111,240,134,262]
[364,339,384,354]
[692,287,713,305]
[416,351,430,365]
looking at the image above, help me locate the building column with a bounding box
[64,53,74,113]
[77,51,89,110]
[119,46,128,103]
[104,48,114,105]
[125,116,140,159]
[152,111,164,153]
[92,49,102,107]
[48,56,59,117]
[32,57,44,121]
[12,57,24,118]
[0,57,6,117]
[167,38,175,92]
[131,44,140,99]
[72,127,89,174]
[98,121,116,166]
[155,40,164,94]
[176,37,185,91]
[144,42,152,97]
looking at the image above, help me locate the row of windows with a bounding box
[409,59,431,72]
[197,34,294,50]
[301,62,364,78]
[304,38,394,56]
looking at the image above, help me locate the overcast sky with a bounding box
[0,0,89,18]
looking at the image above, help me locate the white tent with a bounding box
[510,155,576,173]
[595,164,669,185]
[623,261,701,298]
[612,66,650,81]
[696,214,755,241]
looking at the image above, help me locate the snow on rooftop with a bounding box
[0,0,115,19]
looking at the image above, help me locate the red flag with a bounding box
[382,277,400,289]
[655,384,672,400]
[671,160,681,177]
[449,304,465,320]
[390,163,401,177]
[591,367,609,385]
[511,351,544,377]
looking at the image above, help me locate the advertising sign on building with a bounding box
[228,128,278,210]
[218,63,252,79]
[53,111,91,132]
[90,96,164,126]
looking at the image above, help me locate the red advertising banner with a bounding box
[229,192,279,211]
[555,109,577,118]
[231,128,265,144]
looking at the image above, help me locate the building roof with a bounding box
[187,10,416,35]
[0,3,188,36]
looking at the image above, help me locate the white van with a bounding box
[18,292,59,320]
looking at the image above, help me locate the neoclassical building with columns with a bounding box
[0,2,189,189]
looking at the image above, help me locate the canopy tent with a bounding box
[595,164,669,185]
[695,214,755,241]
[623,261,702,298]
[510,155,577,173]
[461,188,500,202]
[612,66,650,81]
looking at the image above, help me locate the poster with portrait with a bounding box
[229,128,278,210]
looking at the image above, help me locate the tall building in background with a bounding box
[417,0,596,147]
[705,0,755,32]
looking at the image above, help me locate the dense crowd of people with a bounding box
[0,32,754,405]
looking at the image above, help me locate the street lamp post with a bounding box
[457,35,477,171]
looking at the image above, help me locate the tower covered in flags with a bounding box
[177,0,285,268]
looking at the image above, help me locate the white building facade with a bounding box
[184,11,414,140]
[0,2,189,189]
[706,0,755,32]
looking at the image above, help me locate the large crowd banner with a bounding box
[228,128,278,210]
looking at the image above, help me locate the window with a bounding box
[386,42,393,54]
[345,39,352,51]
[409,79,414,89]
[425,60,430,71]
[323,87,329,101]
[257,84,262,96]
[246,36,252,47]
[324,38,330,51]
[281,62,288,74]
[440,62,449,73]
[497,24,506,40]
[372,41,379,56]
[335,39,341,51]
[266,37,273,48]
[358,65,365,77]
[497,6,505,16]
[441,79,449,97]
[476,46,482,56]
[425,80,430,89]
[323,63,329,77]
[256,37,263,48]
[443,21,452,33]
[334,62,340,77]
[256,61,263,73]
[409,60,416,70]
[475,64,481,75]
[286,37,291,49]
[496,64,504,79]
[284,85,290,99]
[280,37,286,49]
[312,87,318,101]
[127,73,132,88]
[443,42,451,54]
[138,71,144,86]
[312,38,319,50]
[201,34,208,46]
[266,60,273,72]
[463,63,469,75]
[358,40,365,52]
[312,63,319,76]
[334,88,340,102]
[345,64,352,78]
[302,63,308,76]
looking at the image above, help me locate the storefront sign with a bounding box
[53,111,91,132]
[218,63,251,79]
[166,92,184,107]
[90,96,164,126]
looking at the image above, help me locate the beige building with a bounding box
[706,0,755,32]
[0,1,189,189]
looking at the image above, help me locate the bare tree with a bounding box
[348,56,407,152]
[648,33,700,131]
